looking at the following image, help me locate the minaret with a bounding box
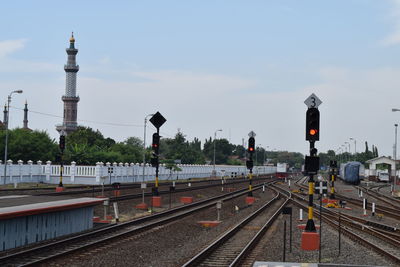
[3,104,7,127]
[23,101,28,129]
[56,32,80,135]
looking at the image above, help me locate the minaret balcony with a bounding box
[65,48,78,55]
[64,64,79,72]
[62,96,80,102]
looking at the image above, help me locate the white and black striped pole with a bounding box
[363,198,368,216]
[372,202,375,216]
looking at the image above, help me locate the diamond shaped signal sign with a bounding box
[150,112,166,129]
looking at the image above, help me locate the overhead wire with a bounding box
[9,105,177,137]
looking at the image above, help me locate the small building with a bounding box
[0,196,106,251]
[365,156,398,181]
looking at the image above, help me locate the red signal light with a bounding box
[249,148,254,152]
[309,129,317,136]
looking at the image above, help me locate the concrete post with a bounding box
[113,162,118,182]
[95,162,102,183]
[37,160,42,182]
[124,163,129,181]
[27,160,33,181]
[70,161,76,183]
[18,160,23,183]
[6,160,13,184]
[129,163,134,182]
[45,161,51,181]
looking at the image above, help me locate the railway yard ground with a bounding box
[0,175,399,266]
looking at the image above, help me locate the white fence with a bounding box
[0,160,277,185]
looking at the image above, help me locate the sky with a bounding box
[1,0,400,157]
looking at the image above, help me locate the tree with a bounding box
[374,146,379,157]
[66,126,109,148]
[0,128,58,162]
[111,137,143,163]
[203,138,234,164]
[159,131,205,164]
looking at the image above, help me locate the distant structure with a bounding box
[0,102,31,130]
[22,101,31,131]
[56,32,80,135]
[0,104,7,130]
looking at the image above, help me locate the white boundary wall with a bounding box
[0,160,277,185]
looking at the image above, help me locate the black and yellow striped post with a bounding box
[56,134,65,192]
[306,174,315,229]
[305,141,317,232]
[149,112,167,208]
[302,141,319,251]
[329,160,337,199]
[302,94,321,250]
[330,171,335,199]
[246,135,256,204]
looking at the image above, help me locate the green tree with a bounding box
[159,132,205,164]
[66,126,115,150]
[203,138,233,164]
[0,128,58,162]
[111,137,143,163]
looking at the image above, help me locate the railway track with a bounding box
[273,183,400,265]
[0,180,275,266]
[293,178,400,221]
[93,176,273,202]
[357,184,400,209]
[182,187,290,267]
[2,176,269,197]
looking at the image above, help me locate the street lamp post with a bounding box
[350,138,356,154]
[263,146,269,166]
[391,108,400,194]
[255,144,261,167]
[394,124,398,194]
[3,90,23,184]
[213,129,222,176]
[142,114,154,182]
[342,145,347,162]
[345,142,351,155]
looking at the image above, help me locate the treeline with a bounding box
[318,141,379,167]
[0,127,305,167]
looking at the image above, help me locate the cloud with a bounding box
[381,0,400,46]
[297,66,400,156]
[0,39,26,58]
[0,39,58,73]
[3,56,400,157]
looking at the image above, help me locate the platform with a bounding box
[0,195,106,251]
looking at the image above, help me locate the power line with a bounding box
[10,106,143,128]
[9,106,177,138]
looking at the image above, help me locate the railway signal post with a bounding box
[329,160,337,200]
[246,131,256,205]
[56,133,66,192]
[302,93,322,250]
[149,112,167,208]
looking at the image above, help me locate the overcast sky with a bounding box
[1,0,400,157]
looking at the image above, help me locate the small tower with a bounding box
[3,104,7,126]
[23,101,29,130]
[56,32,80,135]
[0,104,6,129]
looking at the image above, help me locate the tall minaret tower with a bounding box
[57,33,80,135]
[23,101,29,130]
